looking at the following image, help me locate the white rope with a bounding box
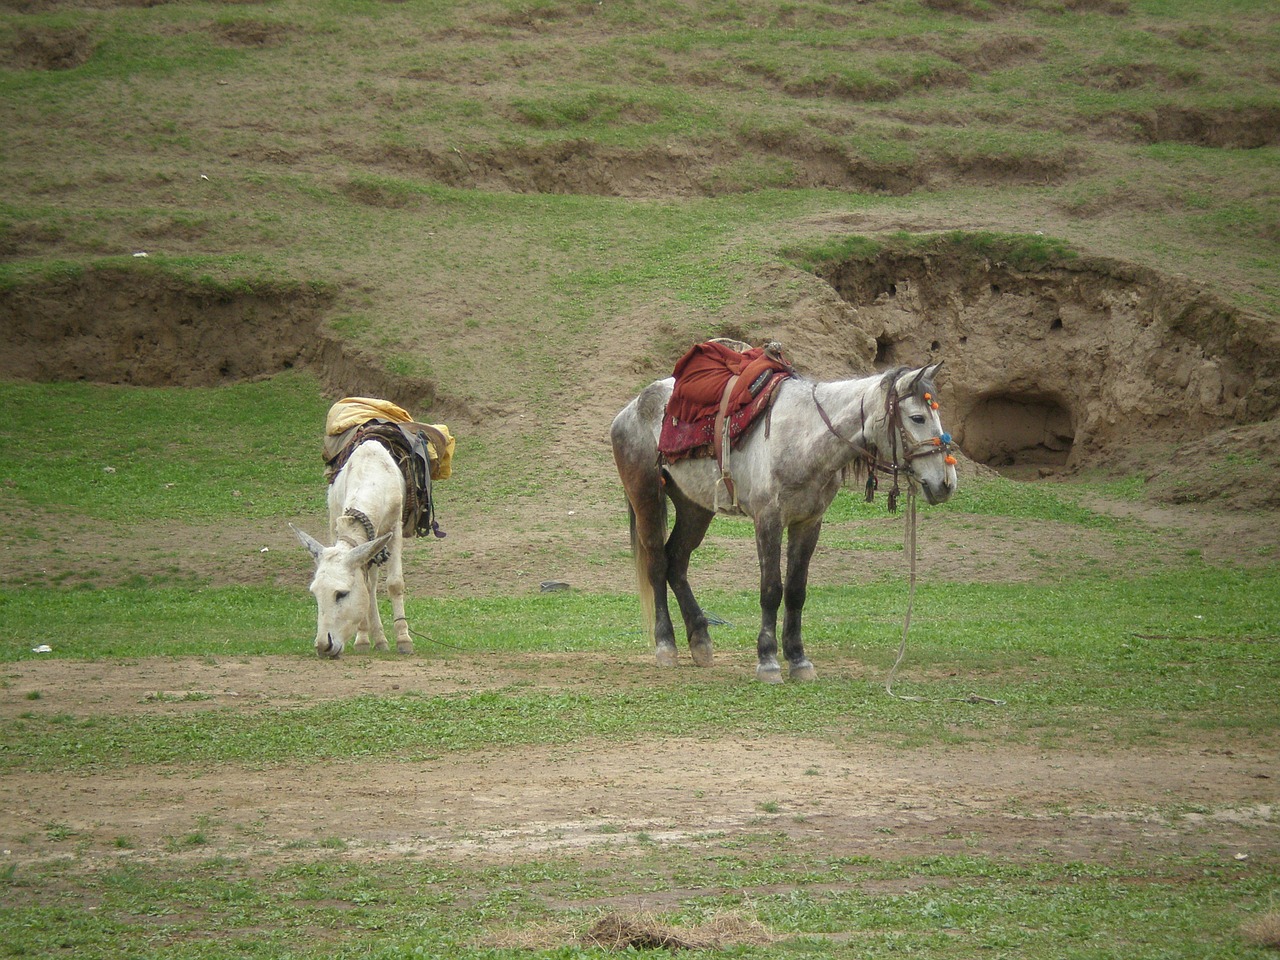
[883,488,1006,706]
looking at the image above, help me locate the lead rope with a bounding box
[884,490,924,700]
[883,489,1007,706]
[394,619,465,651]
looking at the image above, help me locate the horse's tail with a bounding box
[628,497,653,645]
[627,491,666,646]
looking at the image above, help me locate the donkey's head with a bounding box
[888,362,958,506]
[290,523,394,658]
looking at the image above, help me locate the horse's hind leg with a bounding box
[665,486,716,666]
[626,479,681,667]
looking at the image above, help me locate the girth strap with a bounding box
[713,375,741,510]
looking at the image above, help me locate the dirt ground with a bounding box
[2,654,1276,885]
[3,484,1277,885]
[3,261,1278,904]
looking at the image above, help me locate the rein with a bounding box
[883,494,1004,705]
[813,375,1000,705]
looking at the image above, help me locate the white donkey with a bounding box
[290,440,414,658]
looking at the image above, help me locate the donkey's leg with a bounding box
[366,564,391,652]
[353,574,373,654]
[386,535,413,655]
[781,518,823,681]
[753,515,786,683]
[664,488,716,666]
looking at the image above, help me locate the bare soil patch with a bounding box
[3,653,1277,878]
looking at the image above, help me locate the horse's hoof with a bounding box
[756,664,784,684]
[354,639,372,653]
[788,660,817,682]
[690,642,714,667]
[396,641,414,655]
[655,644,678,668]
[373,641,391,653]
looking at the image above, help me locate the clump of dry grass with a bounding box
[482,909,775,953]
[578,911,775,952]
[1242,910,1280,950]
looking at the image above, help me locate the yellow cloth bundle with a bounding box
[325,397,455,480]
[326,397,413,435]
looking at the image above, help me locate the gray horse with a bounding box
[611,362,957,682]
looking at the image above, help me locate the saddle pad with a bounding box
[658,340,793,461]
[659,369,790,462]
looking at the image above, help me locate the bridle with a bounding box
[814,372,997,704]
[812,373,956,512]
[338,507,390,565]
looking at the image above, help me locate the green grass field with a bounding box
[2,0,1278,956]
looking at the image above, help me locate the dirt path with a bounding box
[3,653,1276,878]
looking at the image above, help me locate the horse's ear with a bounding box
[899,361,943,396]
[348,530,395,568]
[290,523,325,562]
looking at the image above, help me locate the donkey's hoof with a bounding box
[788,660,817,682]
[354,639,371,653]
[690,642,714,668]
[756,664,784,684]
[396,640,414,655]
[373,639,391,653]
[655,644,678,668]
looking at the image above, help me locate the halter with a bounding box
[812,373,957,512]
[338,507,390,565]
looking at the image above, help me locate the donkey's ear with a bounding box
[290,523,325,562]
[348,530,395,568]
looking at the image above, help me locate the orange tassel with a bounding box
[945,455,957,465]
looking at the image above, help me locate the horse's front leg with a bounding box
[386,536,413,655]
[754,516,785,684]
[646,543,680,668]
[781,518,822,681]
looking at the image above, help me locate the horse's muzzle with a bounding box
[919,476,956,505]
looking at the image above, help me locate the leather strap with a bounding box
[714,375,741,507]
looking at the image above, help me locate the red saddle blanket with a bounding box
[658,340,793,462]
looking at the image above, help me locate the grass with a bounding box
[0,372,329,523]
[0,847,1271,958]
[4,563,1276,774]
[2,1,1278,956]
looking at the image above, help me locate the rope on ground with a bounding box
[883,489,1006,706]
[397,619,465,651]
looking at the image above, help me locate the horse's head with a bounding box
[290,523,394,658]
[889,362,958,506]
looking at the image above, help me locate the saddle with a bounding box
[658,338,794,508]
[322,399,453,540]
